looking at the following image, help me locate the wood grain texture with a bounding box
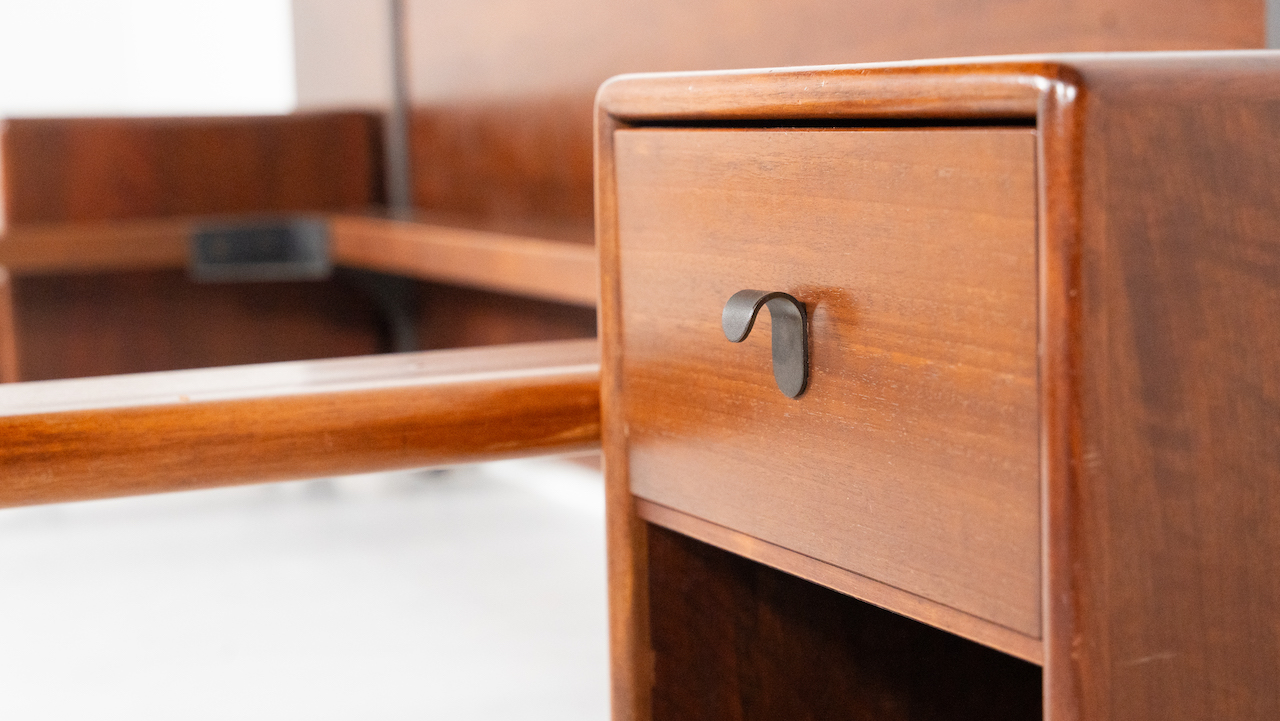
[647,524,1042,720]
[406,0,1261,103]
[0,114,392,380]
[1035,68,1086,721]
[11,270,385,381]
[596,61,1048,123]
[0,266,17,382]
[0,212,596,380]
[0,218,189,274]
[329,212,597,306]
[405,0,1261,241]
[599,51,1280,721]
[1,114,383,224]
[638,499,1042,664]
[613,127,1040,637]
[413,282,596,350]
[409,97,596,222]
[1063,54,1280,721]
[596,106,652,721]
[0,213,597,305]
[0,339,600,507]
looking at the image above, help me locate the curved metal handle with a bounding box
[722,290,808,398]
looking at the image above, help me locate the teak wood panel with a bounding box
[0,213,598,381]
[329,213,597,306]
[413,283,596,351]
[647,524,1042,720]
[403,0,1261,235]
[0,266,17,382]
[0,339,600,507]
[0,114,383,226]
[613,128,1040,638]
[1067,57,1280,721]
[0,218,192,274]
[405,0,1261,103]
[599,52,1280,721]
[0,114,391,379]
[0,213,597,307]
[635,498,1043,663]
[11,270,386,381]
[409,97,597,223]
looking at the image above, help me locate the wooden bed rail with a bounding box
[0,113,598,308]
[0,213,598,308]
[0,339,600,508]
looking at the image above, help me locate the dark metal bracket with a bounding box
[189,217,330,282]
[335,268,420,354]
[722,289,809,399]
[189,217,420,354]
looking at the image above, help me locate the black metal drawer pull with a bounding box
[722,290,808,399]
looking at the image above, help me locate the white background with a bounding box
[0,0,295,116]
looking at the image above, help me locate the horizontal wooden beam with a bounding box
[0,218,190,274]
[0,339,600,508]
[328,214,597,306]
[0,113,384,225]
[0,213,598,307]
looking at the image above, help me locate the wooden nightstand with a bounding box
[595,53,1280,720]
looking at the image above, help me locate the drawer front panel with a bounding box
[614,128,1040,636]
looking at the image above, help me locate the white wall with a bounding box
[0,0,296,117]
[291,0,394,111]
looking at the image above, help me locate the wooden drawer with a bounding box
[612,128,1040,637]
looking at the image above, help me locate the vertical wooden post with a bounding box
[0,266,18,382]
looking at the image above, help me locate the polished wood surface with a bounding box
[12,270,385,380]
[647,524,1042,720]
[613,127,1040,637]
[409,97,596,223]
[1,113,382,224]
[0,339,600,507]
[0,266,17,382]
[0,113,389,378]
[1063,55,1280,721]
[599,53,1280,721]
[0,211,596,380]
[0,218,189,274]
[596,106,653,721]
[414,282,596,350]
[638,499,1042,664]
[406,0,1260,103]
[329,213,596,306]
[405,0,1262,246]
[0,212,596,306]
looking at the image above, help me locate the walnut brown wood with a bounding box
[636,498,1044,665]
[647,525,1042,721]
[328,213,597,307]
[11,270,387,381]
[0,113,391,378]
[0,266,17,382]
[407,0,1260,103]
[0,213,597,306]
[395,0,1264,396]
[597,53,1280,721]
[0,114,382,224]
[0,212,598,380]
[0,339,600,507]
[403,0,1262,268]
[614,127,1040,638]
